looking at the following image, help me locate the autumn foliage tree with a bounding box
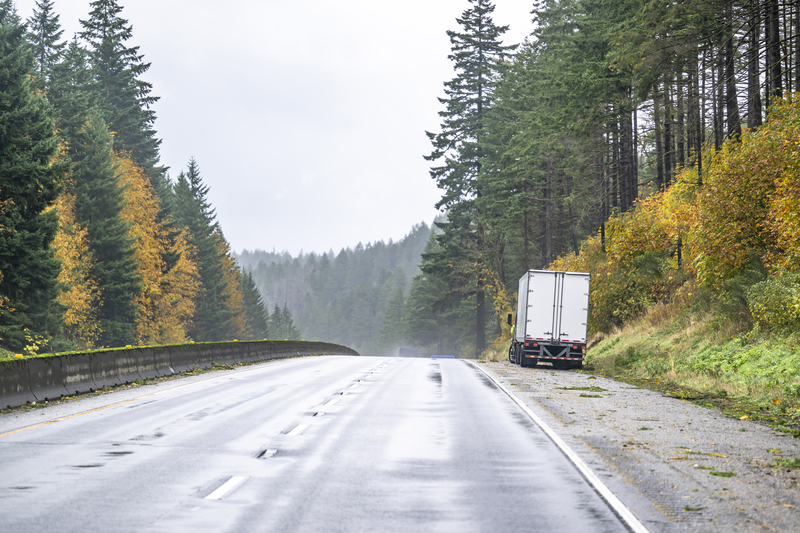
[50,179,102,349]
[550,96,800,336]
[115,153,200,345]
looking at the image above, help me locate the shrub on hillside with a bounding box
[747,273,800,334]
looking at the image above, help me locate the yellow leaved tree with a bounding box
[216,234,247,340]
[115,153,201,344]
[50,183,103,349]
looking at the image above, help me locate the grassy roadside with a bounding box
[479,299,800,438]
[583,305,800,438]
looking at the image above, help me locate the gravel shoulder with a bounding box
[482,361,800,533]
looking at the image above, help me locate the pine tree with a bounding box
[49,37,93,145]
[376,286,406,354]
[173,158,233,341]
[79,0,161,176]
[424,0,515,356]
[26,0,65,94]
[280,303,301,340]
[71,109,141,346]
[241,269,269,339]
[0,1,67,350]
[268,303,301,340]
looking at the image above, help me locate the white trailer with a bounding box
[508,269,590,369]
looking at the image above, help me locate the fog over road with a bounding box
[0,356,629,532]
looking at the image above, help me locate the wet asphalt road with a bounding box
[0,356,629,532]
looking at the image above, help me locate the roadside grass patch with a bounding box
[775,458,800,470]
[710,471,736,477]
[586,311,800,438]
[579,393,602,398]
[560,386,607,392]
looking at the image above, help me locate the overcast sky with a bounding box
[16,0,534,256]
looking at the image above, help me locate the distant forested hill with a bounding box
[235,222,431,355]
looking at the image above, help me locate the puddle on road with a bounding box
[130,431,165,441]
[104,451,134,456]
[72,464,104,468]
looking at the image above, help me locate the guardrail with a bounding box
[0,340,359,409]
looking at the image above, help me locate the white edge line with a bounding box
[204,475,248,500]
[468,361,650,533]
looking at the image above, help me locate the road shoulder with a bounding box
[482,361,800,533]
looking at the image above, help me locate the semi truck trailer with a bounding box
[508,269,590,369]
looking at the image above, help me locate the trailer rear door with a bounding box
[558,272,590,344]
[523,270,559,342]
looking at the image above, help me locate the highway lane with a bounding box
[0,356,630,532]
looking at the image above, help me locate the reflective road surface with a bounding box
[0,356,629,532]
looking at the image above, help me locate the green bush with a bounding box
[747,273,800,334]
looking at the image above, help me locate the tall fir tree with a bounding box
[269,303,301,340]
[240,269,269,340]
[79,0,161,179]
[0,1,67,350]
[71,109,141,346]
[424,0,514,356]
[49,37,93,145]
[26,0,65,94]
[173,158,233,341]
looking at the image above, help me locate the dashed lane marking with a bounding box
[204,476,248,500]
[285,423,309,436]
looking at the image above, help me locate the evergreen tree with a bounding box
[173,158,232,341]
[424,0,515,356]
[0,1,66,350]
[49,37,93,145]
[71,109,141,346]
[26,0,65,94]
[241,269,269,339]
[280,303,301,340]
[376,286,406,354]
[79,0,161,177]
[268,303,301,340]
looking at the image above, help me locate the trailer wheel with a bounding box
[508,344,515,363]
[519,349,527,368]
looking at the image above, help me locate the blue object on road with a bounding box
[430,356,455,359]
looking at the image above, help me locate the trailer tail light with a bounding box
[573,345,578,349]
